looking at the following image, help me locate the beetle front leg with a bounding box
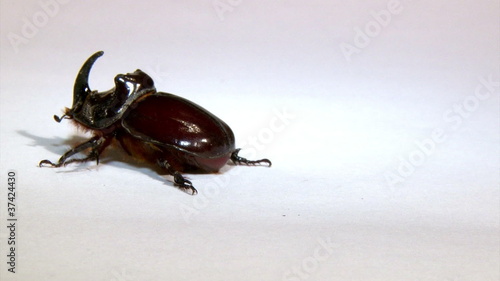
[39,136,109,168]
[231,149,272,167]
[158,160,198,195]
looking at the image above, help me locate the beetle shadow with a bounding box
[18,130,236,190]
[18,130,175,185]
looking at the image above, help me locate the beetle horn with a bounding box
[71,51,104,111]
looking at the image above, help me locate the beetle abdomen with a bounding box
[116,130,230,172]
[122,93,235,159]
[193,154,231,172]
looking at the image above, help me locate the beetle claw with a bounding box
[39,159,61,167]
[173,173,198,195]
[183,186,198,195]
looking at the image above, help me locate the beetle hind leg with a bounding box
[158,160,198,195]
[231,148,272,167]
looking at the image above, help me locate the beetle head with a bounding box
[56,51,156,129]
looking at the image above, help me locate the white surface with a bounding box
[0,1,499,280]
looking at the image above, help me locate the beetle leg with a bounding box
[173,173,197,195]
[39,136,110,167]
[158,160,198,195]
[230,148,272,167]
[56,146,100,166]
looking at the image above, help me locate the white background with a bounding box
[0,1,498,280]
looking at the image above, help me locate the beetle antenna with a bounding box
[53,114,68,123]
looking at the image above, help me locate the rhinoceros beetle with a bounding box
[39,51,271,195]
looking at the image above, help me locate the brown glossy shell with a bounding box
[122,92,235,159]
